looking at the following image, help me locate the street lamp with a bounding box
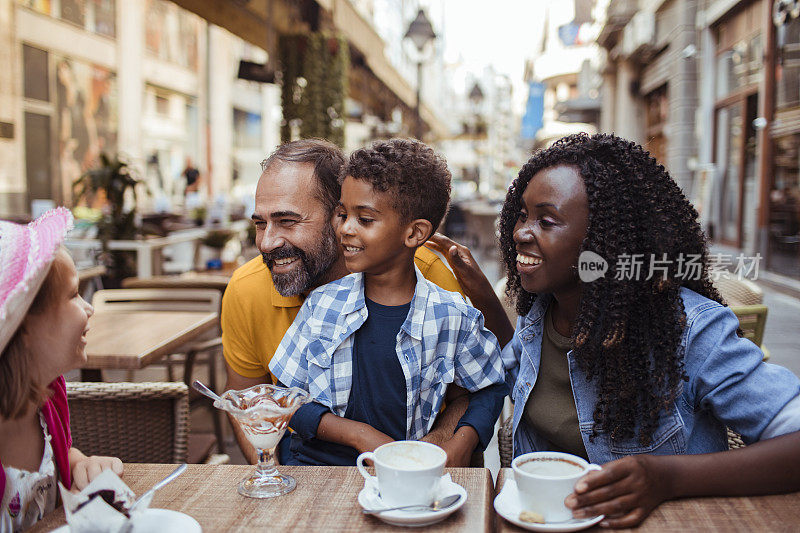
[404,8,436,140]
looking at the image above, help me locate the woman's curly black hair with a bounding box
[499,133,726,446]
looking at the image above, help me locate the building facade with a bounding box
[597,0,800,283]
[1,0,452,219]
[529,0,603,150]
[597,0,698,193]
[1,0,285,217]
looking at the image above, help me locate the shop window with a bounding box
[714,2,763,100]
[716,34,763,99]
[91,0,116,38]
[60,0,85,27]
[21,0,52,16]
[768,133,800,278]
[155,95,170,116]
[233,108,263,150]
[715,104,743,244]
[145,0,200,70]
[20,0,115,38]
[24,112,53,201]
[23,44,49,102]
[777,17,800,109]
[645,85,668,166]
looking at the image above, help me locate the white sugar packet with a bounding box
[58,469,153,533]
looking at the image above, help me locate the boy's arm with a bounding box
[454,382,508,450]
[421,385,468,445]
[432,383,506,467]
[435,311,506,464]
[317,413,394,454]
[284,394,395,454]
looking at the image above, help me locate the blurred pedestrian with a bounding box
[182,158,200,195]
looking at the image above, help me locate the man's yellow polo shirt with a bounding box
[222,246,464,379]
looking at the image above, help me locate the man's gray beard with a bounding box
[268,225,338,296]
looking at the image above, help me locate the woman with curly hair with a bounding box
[429,133,800,527]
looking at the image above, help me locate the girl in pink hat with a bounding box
[0,208,122,531]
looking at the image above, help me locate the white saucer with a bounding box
[51,508,202,532]
[494,479,603,532]
[358,477,468,528]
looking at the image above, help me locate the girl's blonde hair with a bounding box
[0,252,70,419]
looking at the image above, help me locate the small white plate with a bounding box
[51,508,202,532]
[494,479,603,532]
[358,478,468,528]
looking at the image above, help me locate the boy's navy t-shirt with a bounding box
[283,298,410,466]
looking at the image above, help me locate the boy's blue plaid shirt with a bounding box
[269,266,505,440]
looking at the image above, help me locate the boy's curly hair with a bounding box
[342,138,451,238]
[498,133,727,446]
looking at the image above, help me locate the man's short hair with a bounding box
[342,138,451,237]
[261,139,345,213]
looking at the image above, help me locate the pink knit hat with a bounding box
[0,207,74,354]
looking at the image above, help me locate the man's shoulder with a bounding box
[413,246,443,270]
[225,256,273,310]
[230,255,270,286]
[413,246,463,295]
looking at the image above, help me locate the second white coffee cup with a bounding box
[356,440,447,507]
[512,451,602,522]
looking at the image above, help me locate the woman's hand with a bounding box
[70,451,124,491]
[425,233,514,346]
[564,455,671,528]
[424,233,488,295]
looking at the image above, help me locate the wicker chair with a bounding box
[67,381,188,463]
[497,417,746,467]
[730,304,770,361]
[715,277,764,307]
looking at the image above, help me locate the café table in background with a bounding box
[121,270,233,294]
[80,309,217,381]
[32,464,495,532]
[495,468,800,532]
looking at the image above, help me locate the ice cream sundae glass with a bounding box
[216,384,310,498]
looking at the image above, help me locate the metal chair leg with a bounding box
[208,349,226,454]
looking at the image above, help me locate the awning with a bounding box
[168,0,448,139]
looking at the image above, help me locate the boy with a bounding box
[269,139,506,466]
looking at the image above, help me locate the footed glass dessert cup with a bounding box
[216,384,310,498]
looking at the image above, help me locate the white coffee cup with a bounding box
[512,451,602,522]
[356,440,447,507]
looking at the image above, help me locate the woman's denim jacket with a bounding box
[502,287,800,464]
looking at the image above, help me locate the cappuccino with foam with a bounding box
[517,457,585,477]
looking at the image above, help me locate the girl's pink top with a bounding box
[0,376,72,497]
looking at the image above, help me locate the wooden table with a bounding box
[32,464,495,532]
[121,271,232,293]
[495,468,800,532]
[80,310,217,381]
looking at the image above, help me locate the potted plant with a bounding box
[73,154,144,286]
[200,229,234,270]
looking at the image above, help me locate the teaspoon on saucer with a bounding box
[362,494,461,514]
